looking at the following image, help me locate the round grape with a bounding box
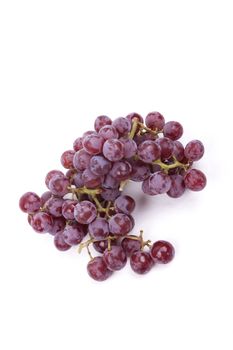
[130,251,154,274]
[110,161,132,181]
[62,199,78,220]
[150,240,175,263]
[90,155,112,176]
[49,174,69,196]
[74,201,97,224]
[45,170,64,188]
[87,257,113,282]
[103,246,127,271]
[109,213,132,236]
[167,174,185,198]
[184,140,204,161]
[145,111,165,130]
[54,232,71,251]
[45,197,64,217]
[130,159,151,182]
[99,125,119,140]
[156,137,174,160]
[120,138,137,158]
[94,115,112,132]
[63,222,85,245]
[48,217,66,236]
[173,140,185,161]
[73,137,83,152]
[61,150,75,169]
[137,141,161,163]
[103,139,125,162]
[101,188,121,201]
[184,169,207,191]
[19,192,41,213]
[31,212,54,233]
[82,168,103,189]
[149,171,172,194]
[114,195,135,215]
[83,134,105,155]
[121,236,141,256]
[163,121,183,141]
[89,217,109,240]
[73,172,84,188]
[73,149,92,171]
[126,112,144,124]
[112,117,131,136]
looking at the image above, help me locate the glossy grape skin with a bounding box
[120,138,137,158]
[94,115,112,132]
[82,168,103,189]
[101,188,121,201]
[137,141,161,163]
[31,212,54,233]
[99,125,119,140]
[130,160,151,182]
[184,169,207,191]
[130,251,154,274]
[63,222,85,245]
[61,150,75,169]
[83,134,105,155]
[112,117,131,136]
[103,139,125,162]
[54,232,71,251]
[173,140,185,161]
[149,171,172,194]
[150,240,175,263]
[74,200,97,224]
[73,172,84,188]
[114,195,135,215]
[87,257,113,282]
[110,161,132,181]
[45,170,64,188]
[19,192,41,213]
[45,197,64,217]
[126,112,144,124]
[121,236,141,256]
[184,140,204,161]
[145,111,165,130]
[156,137,174,160]
[142,178,157,196]
[40,191,52,207]
[93,240,109,254]
[163,121,183,141]
[89,217,109,239]
[90,155,112,176]
[109,213,132,236]
[103,246,127,271]
[73,137,83,152]
[49,175,69,196]
[103,174,120,189]
[167,174,186,198]
[62,200,78,220]
[48,217,66,236]
[73,149,92,171]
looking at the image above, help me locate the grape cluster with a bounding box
[19,112,206,281]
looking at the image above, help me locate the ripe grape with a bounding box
[83,134,105,155]
[126,112,143,124]
[94,115,112,132]
[73,172,84,188]
[110,160,132,181]
[89,217,109,239]
[101,188,121,201]
[73,137,83,152]
[93,240,109,253]
[130,159,151,182]
[163,121,183,141]
[137,140,161,163]
[103,139,125,162]
[74,200,97,224]
[49,217,66,236]
[31,212,54,233]
[54,232,71,251]
[19,192,41,213]
[61,150,75,169]
[82,168,103,189]
[45,197,64,217]
[184,140,204,161]
[63,222,85,245]
[87,257,113,281]
[49,174,69,196]
[156,137,174,160]
[114,195,135,215]
[142,178,157,195]
[73,149,92,171]
[109,213,132,236]
[145,111,165,130]
[112,117,131,135]
[40,191,52,207]
[99,125,119,140]
[150,240,175,263]
[120,138,137,158]
[103,174,120,189]
[62,199,78,220]
[149,171,172,194]
[130,251,154,274]
[90,155,112,176]
[173,140,185,161]
[103,246,127,271]
[167,174,185,198]
[121,236,141,256]
[184,169,207,191]
[45,170,64,188]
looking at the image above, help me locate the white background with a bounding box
[0,1,232,349]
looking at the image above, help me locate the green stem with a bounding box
[129,119,139,139]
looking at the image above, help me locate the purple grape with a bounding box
[61,150,75,169]
[163,121,183,141]
[73,172,84,188]
[149,171,172,194]
[99,125,119,140]
[121,236,141,256]
[83,130,96,138]
[150,240,175,264]
[137,141,161,163]
[130,251,154,274]
[65,169,76,182]
[114,195,135,215]
[90,155,112,176]
[83,134,105,155]
[120,138,137,158]
[173,140,185,161]
[93,240,109,254]
[62,199,78,220]
[45,197,64,217]
[54,232,71,251]
[73,137,83,152]
[103,139,125,162]
[184,140,204,161]
[19,192,41,213]
[74,200,97,224]
[126,112,144,124]
[156,137,174,160]
[73,149,92,171]
[109,213,132,236]
[130,160,151,182]
[31,212,54,233]
[87,257,113,281]
[145,111,165,130]
[63,222,85,245]
[102,174,120,189]
[40,191,52,207]
[45,170,64,188]
[142,178,157,196]
[89,217,109,239]
[184,169,207,191]
[103,246,127,271]
[94,115,112,132]
[48,217,66,236]
[110,161,132,181]
[49,174,69,196]
[112,117,131,136]
[167,174,185,198]
[101,188,121,201]
[82,168,103,189]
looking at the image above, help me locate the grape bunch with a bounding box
[19,112,206,281]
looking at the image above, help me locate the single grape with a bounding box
[103,246,127,271]
[90,155,112,176]
[45,170,64,188]
[137,140,161,163]
[163,121,183,141]
[89,217,109,240]
[83,130,96,138]
[62,199,78,220]
[184,140,204,161]
[150,240,175,263]
[112,117,131,136]
[110,160,132,181]
[145,111,165,130]
[130,159,151,182]
[61,150,75,169]
[184,169,207,191]
[63,222,85,245]
[31,212,54,233]
[74,200,97,224]
[87,257,113,282]
[83,134,105,155]
[130,251,154,274]
[48,217,66,236]
[45,197,64,217]
[173,140,185,161]
[19,192,41,213]
[101,188,121,201]
[103,174,120,189]
[156,137,174,160]
[73,137,83,152]
[93,240,109,253]
[120,137,137,158]
[99,125,119,140]
[121,236,141,256]
[94,115,112,132]
[65,169,76,182]
[73,149,92,171]
[114,195,135,215]
[49,174,69,196]
[54,232,71,251]
[40,191,52,207]
[103,139,125,162]
[109,213,132,236]
[73,172,84,188]
[82,168,103,189]
[126,112,144,124]
[142,178,157,195]
[149,171,172,194]
[167,174,185,198]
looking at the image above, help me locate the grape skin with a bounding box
[130,251,154,274]
[73,149,92,171]
[90,155,112,176]
[103,246,127,271]
[54,232,71,251]
[82,168,103,189]
[103,139,125,162]
[83,134,105,155]
[121,236,141,256]
[130,159,151,182]
[114,195,136,215]
[145,111,165,130]
[137,140,161,163]
[87,257,113,281]
[184,169,207,191]
[163,121,183,141]
[63,222,85,245]
[31,212,54,233]
[112,117,131,136]
[45,170,64,188]
[99,125,119,140]
[94,115,112,132]
[45,197,64,217]
[49,174,69,196]
[149,171,172,194]
[89,217,109,240]
[109,213,132,236]
[184,140,204,161]
[19,192,41,213]
[62,200,78,220]
[73,137,83,152]
[49,217,66,236]
[74,200,97,224]
[61,150,75,169]
[110,161,132,181]
[167,174,185,198]
[150,240,175,263]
